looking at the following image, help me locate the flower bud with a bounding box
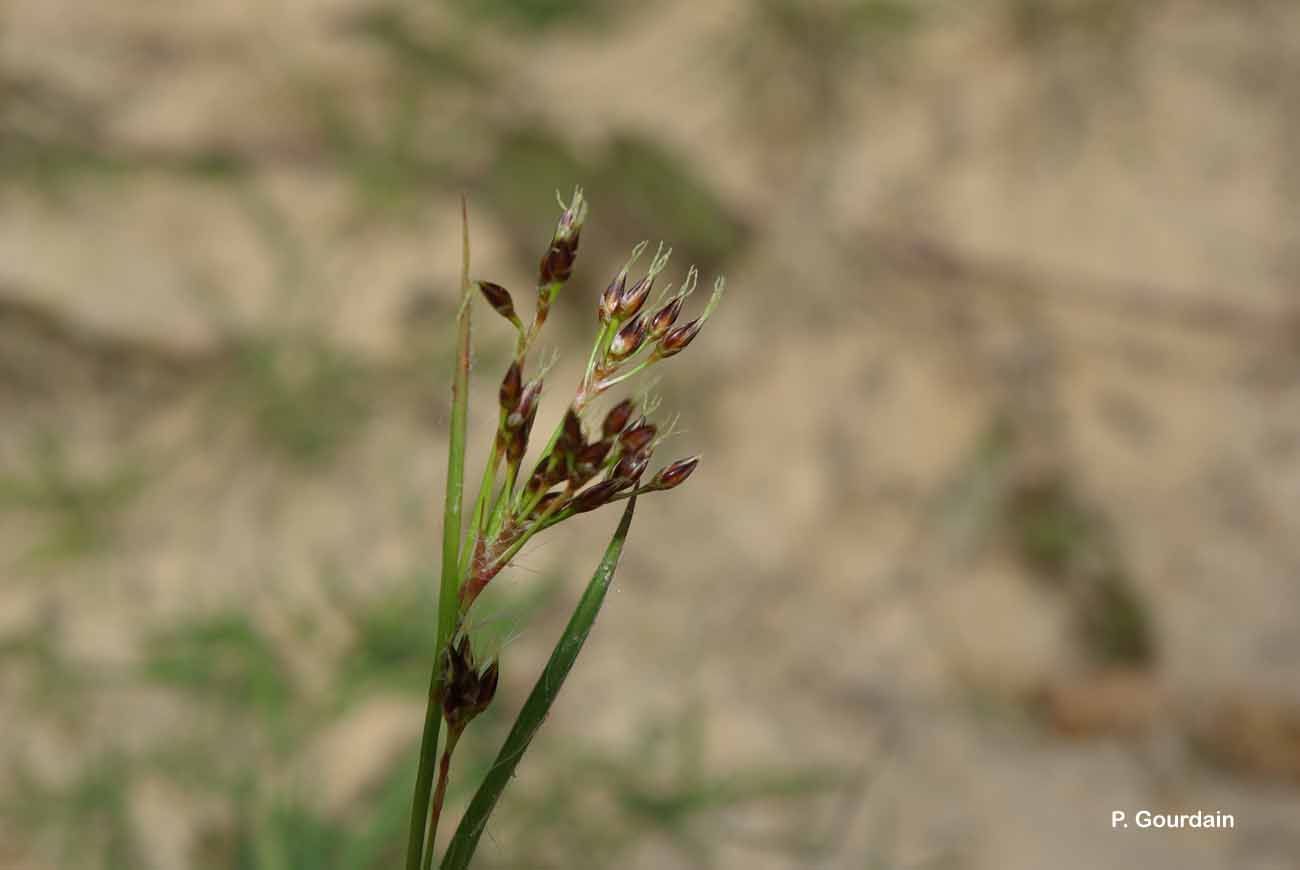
[619,423,657,455]
[506,406,536,465]
[599,274,625,324]
[608,314,648,361]
[657,318,703,358]
[508,378,543,429]
[539,188,588,287]
[617,275,653,319]
[610,449,650,486]
[649,456,700,490]
[478,281,520,326]
[539,242,577,286]
[601,399,636,438]
[476,661,499,710]
[499,361,522,414]
[559,408,585,453]
[443,636,500,729]
[570,440,612,486]
[647,295,684,341]
[569,479,621,514]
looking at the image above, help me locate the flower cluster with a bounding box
[456,188,724,614]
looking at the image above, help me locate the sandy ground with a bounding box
[3,1,1300,868]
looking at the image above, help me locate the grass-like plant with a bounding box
[405,189,724,869]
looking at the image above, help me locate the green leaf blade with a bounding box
[407,195,475,870]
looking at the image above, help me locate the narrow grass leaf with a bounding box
[407,196,475,870]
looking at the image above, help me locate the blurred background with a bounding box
[3,0,1300,867]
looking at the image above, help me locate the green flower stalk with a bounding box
[406,188,725,870]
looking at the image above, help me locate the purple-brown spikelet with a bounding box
[569,479,621,514]
[475,661,500,711]
[610,449,650,486]
[657,318,704,358]
[559,408,584,452]
[509,378,543,429]
[478,281,519,326]
[539,190,586,286]
[619,423,657,455]
[617,275,653,319]
[647,295,684,341]
[539,241,576,286]
[649,456,700,491]
[577,440,612,471]
[608,314,649,361]
[499,361,523,413]
[505,403,537,464]
[443,636,500,729]
[599,274,624,324]
[531,189,589,332]
[601,399,636,438]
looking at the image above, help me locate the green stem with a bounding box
[441,499,638,870]
[406,196,474,870]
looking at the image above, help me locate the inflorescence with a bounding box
[451,188,725,672]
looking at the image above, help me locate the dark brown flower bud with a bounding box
[578,440,612,470]
[599,273,625,324]
[648,295,684,341]
[508,378,543,429]
[608,314,648,361]
[559,408,584,453]
[570,440,612,486]
[601,399,636,438]
[443,635,500,728]
[475,660,499,710]
[650,456,700,490]
[617,275,653,319]
[443,636,477,720]
[506,415,533,465]
[569,479,621,514]
[451,634,473,669]
[657,318,704,358]
[499,361,522,413]
[539,240,577,286]
[619,423,657,455]
[539,187,586,290]
[478,281,519,324]
[610,449,650,486]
